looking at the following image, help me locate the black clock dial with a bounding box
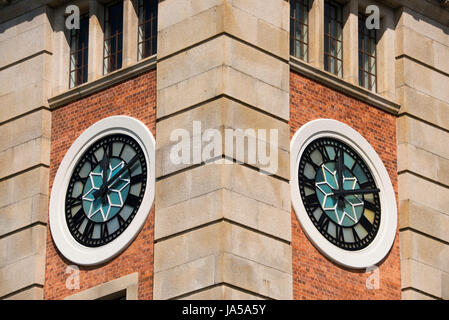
[65,134,147,247]
[298,137,381,251]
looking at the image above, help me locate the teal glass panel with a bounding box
[343,152,355,169]
[82,158,131,223]
[315,162,364,227]
[304,163,316,180]
[325,146,336,160]
[353,163,368,184]
[310,149,324,165]
[327,221,337,238]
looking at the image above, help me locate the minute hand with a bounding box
[337,149,344,193]
[107,155,139,188]
[332,188,380,196]
[93,152,110,199]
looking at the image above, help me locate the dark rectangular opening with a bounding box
[138,0,158,60]
[290,0,309,61]
[358,14,377,92]
[104,0,124,74]
[69,14,89,88]
[324,0,343,77]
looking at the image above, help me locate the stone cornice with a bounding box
[289,56,401,115]
[48,54,157,109]
[0,0,54,24]
[1,0,449,25]
[377,0,449,25]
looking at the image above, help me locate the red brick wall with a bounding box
[290,71,401,300]
[44,70,156,300]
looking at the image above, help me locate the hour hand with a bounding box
[101,152,109,184]
[93,151,109,198]
[107,155,139,189]
[336,149,344,194]
[334,188,380,196]
[333,150,345,208]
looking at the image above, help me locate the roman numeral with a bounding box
[352,227,361,242]
[326,146,336,160]
[302,177,316,189]
[359,215,373,233]
[107,141,113,158]
[118,143,126,158]
[101,223,109,238]
[130,174,143,185]
[89,151,99,166]
[118,215,126,228]
[360,181,375,190]
[364,201,378,212]
[305,194,320,208]
[317,214,330,232]
[126,194,140,207]
[72,208,85,228]
[67,195,82,208]
[318,146,330,162]
[336,225,344,242]
[83,220,94,240]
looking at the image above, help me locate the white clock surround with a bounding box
[49,116,155,266]
[290,119,397,269]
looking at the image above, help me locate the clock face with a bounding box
[298,137,381,251]
[65,134,147,247]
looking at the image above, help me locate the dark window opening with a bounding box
[358,14,377,92]
[138,0,158,60]
[96,289,127,300]
[69,14,89,88]
[324,0,343,77]
[289,0,309,61]
[104,0,124,74]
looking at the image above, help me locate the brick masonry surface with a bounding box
[44,70,156,300]
[290,71,401,299]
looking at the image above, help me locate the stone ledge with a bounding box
[289,56,401,115]
[3,286,43,300]
[399,229,449,274]
[401,288,436,300]
[154,189,291,242]
[48,55,157,109]
[0,254,45,298]
[0,194,48,238]
[154,221,292,274]
[153,252,292,300]
[399,199,449,244]
[155,160,290,212]
[401,258,448,299]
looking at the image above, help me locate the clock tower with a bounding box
[1,0,449,300]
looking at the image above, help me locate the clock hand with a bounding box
[336,148,345,207]
[337,148,344,192]
[93,150,110,199]
[332,188,380,196]
[101,152,109,185]
[107,154,139,189]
